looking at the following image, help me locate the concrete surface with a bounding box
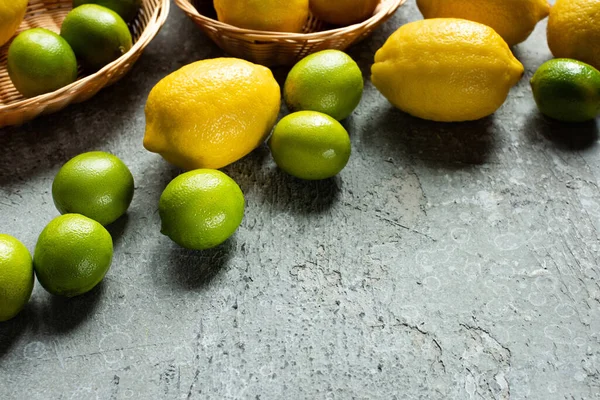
[1,1,599,399]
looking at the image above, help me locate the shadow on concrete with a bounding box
[524,112,599,151]
[40,282,105,334]
[106,214,130,247]
[365,105,495,168]
[165,240,234,291]
[0,302,31,359]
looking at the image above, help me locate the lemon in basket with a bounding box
[416,0,550,46]
[144,58,281,170]
[0,0,28,47]
[371,19,524,122]
[7,28,78,98]
[73,0,142,22]
[309,0,379,26]
[61,4,133,70]
[0,234,34,322]
[214,0,309,33]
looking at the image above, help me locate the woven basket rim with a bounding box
[175,0,406,40]
[0,0,170,114]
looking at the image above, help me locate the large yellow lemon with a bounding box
[213,0,309,33]
[416,0,550,46]
[547,0,600,70]
[0,0,28,47]
[371,19,524,122]
[143,58,281,170]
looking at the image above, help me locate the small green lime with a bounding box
[61,4,133,70]
[34,214,113,297]
[72,0,142,22]
[268,110,351,180]
[159,169,245,250]
[52,151,134,226]
[284,49,364,120]
[0,234,34,322]
[7,28,78,98]
[531,58,600,122]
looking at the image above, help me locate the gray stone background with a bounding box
[1,0,599,399]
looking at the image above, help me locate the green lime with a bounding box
[61,4,133,70]
[530,58,600,122]
[7,28,78,98]
[34,214,113,297]
[0,234,34,321]
[159,170,245,250]
[52,151,134,226]
[284,49,364,121]
[72,0,142,22]
[268,111,351,180]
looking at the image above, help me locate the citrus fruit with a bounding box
[268,111,351,180]
[284,50,364,121]
[60,4,132,70]
[52,151,134,226]
[72,0,142,22]
[416,0,550,46]
[309,0,378,25]
[530,59,600,123]
[144,58,281,170]
[547,0,600,70]
[214,0,309,33]
[33,214,113,297]
[0,234,34,322]
[0,0,27,47]
[371,19,524,122]
[159,170,245,250]
[7,28,78,98]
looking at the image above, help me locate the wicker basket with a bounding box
[175,0,406,66]
[0,0,170,128]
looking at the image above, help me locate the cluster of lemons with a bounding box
[1,0,139,98]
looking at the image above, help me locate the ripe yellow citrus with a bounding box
[309,0,378,26]
[214,0,309,33]
[371,19,524,122]
[0,0,28,47]
[416,0,550,46]
[144,58,281,170]
[547,0,600,70]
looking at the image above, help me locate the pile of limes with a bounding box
[5,0,139,98]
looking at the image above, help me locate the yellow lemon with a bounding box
[547,0,600,70]
[417,0,550,46]
[371,19,524,122]
[309,0,378,26]
[214,0,309,33]
[0,0,28,47]
[143,58,281,170]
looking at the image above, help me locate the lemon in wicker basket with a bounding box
[309,0,379,26]
[0,0,28,47]
[213,0,309,33]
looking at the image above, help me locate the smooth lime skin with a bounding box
[61,4,133,70]
[284,50,364,121]
[52,151,134,226]
[0,234,34,322]
[72,0,142,22]
[34,214,113,297]
[159,169,245,251]
[7,28,78,98]
[268,111,352,180]
[531,58,600,122]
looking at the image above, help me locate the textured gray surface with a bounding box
[1,1,600,399]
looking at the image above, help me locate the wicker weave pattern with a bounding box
[175,0,406,66]
[0,0,170,128]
